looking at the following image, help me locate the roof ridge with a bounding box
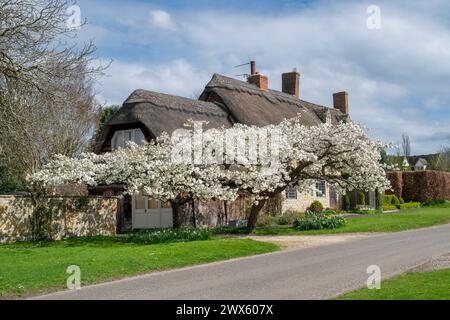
[207,73,335,111]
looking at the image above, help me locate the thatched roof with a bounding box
[95,74,348,153]
[95,89,232,153]
[200,74,347,127]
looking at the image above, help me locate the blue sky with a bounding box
[75,0,450,155]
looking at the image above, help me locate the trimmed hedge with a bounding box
[384,194,400,205]
[421,199,450,208]
[387,170,450,203]
[386,171,403,198]
[383,205,398,211]
[398,202,421,209]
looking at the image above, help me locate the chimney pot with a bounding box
[250,61,256,75]
[282,70,300,97]
[333,91,349,114]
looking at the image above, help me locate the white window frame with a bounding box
[285,186,297,199]
[315,181,326,198]
[112,128,145,150]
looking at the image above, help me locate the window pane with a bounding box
[135,129,145,145]
[118,132,124,148]
[135,194,145,209]
[125,131,132,141]
[148,198,158,209]
[285,186,297,199]
[316,181,326,197]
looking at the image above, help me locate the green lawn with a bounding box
[337,268,450,300]
[0,238,278,298]
[254,207,450,235]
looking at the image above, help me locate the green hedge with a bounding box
[421,199,450,208]
[398,202,421,209]
[383,204,398,211]
[384,194,400,205]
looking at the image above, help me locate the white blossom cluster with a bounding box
[28,115,390,202]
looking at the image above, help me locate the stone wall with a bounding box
[281,186,332,213]
[0,196,118,243]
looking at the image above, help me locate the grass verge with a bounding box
[336,268,450,300]
[254,207,450,235]
[0,238,278,298]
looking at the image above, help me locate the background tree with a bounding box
[431,145,450,172]
[401,133,411,158]
[0,0,105,191]
[89,105,120,151]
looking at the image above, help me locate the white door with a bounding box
[132,194,173,229]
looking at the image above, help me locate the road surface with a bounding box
[34,223,450,300]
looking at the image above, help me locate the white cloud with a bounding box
[149,10,176,31]
[95,59,210,105]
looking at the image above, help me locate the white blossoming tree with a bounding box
[29,115,390,228]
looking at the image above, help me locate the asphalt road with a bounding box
[34,223,450,300]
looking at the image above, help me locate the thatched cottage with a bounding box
[92,63,369,231]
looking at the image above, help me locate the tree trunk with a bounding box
[223,201,228,225]
[246,199,267,229]
[191,199,197,228]
[171,202,183,229]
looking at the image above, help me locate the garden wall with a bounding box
[0,195,118,243]
[386,170,450,202]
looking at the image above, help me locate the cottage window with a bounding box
[112,129,146,150]
[315,181,326,197]
[285,186,297,199]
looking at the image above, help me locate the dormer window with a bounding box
[112,129,145,150]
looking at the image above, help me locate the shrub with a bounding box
[351,209,382,214]
[391,195,400,205]
[398,202,421,209]
[309,200,324,213]
[294,210,346,231]
[383,204,398,211]
[357,192,366,206]
[421,199,450,208]
[277,211,300,225]
[322,209,337,215]
[256,214,277,227]
[384,194,400,205]
[126,228,212,244]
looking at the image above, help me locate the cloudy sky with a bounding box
[75,0,450,155]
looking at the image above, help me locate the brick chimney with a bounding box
[333,91,349,114]
[247,61,268,90]
[282,70,300,97]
